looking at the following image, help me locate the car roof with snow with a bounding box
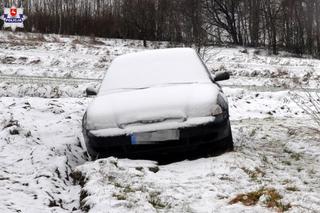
[99,48,212,95]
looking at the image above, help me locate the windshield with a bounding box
[99,48,212,96]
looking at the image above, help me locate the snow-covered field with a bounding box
[0,32,319,213]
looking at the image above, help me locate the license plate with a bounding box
[131,129,179,145]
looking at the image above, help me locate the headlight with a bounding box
[211,105,223,116]
[217,93,228,111]
[82,112,88,129]
[216,93,229,119]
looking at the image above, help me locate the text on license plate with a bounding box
[131,129,179,145]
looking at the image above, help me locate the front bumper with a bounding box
[83,114,232,159]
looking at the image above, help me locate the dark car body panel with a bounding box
[83,113,233,160]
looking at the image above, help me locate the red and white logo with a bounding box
[10,6,17,17]
[1,6,27,31]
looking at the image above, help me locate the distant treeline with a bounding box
[2,0,320,56]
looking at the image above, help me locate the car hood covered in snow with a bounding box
[85,48,223,137]
[86,83,222,136]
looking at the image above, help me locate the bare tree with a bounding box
[203,0,242,45]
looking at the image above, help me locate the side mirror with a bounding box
[85,87,97,96]
[214,71,230,81]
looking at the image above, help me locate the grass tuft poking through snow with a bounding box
[229,188,291,212]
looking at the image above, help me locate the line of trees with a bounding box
[2,0,320,56]
[202,0,320,56]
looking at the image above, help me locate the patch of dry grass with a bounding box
[229,188,291,212]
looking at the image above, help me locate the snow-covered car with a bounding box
[82,48,233,159]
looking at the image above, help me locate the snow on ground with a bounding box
[0,97,89,213]
[206,47,320,90]
[0,32,167,98]
[0,31,319,212]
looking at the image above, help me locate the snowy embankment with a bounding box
[0,32,319,212]
[0,97,89,212]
